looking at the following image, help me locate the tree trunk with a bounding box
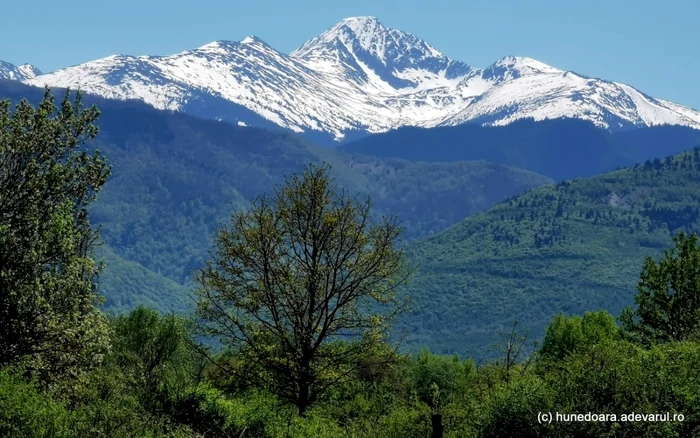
[297,349,312,417]
[431,413,444,438]
[298,380,310,417]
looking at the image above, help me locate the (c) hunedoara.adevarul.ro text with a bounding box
[537,412,685,424]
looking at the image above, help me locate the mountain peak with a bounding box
[17,64,41,79]
[0,60,42,80]
[241,35,264,45]
[336,16,380,26]
[330,16,384,45]
[291,16,473,89]
[481,55,561,81]
[294,16,442,59]
[18,63,42,78]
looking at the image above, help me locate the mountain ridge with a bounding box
[341,118,700,181]
[14,16,700,143]
[0,61,42,81]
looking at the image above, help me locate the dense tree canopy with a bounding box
[538,310,620,363]
[621,232,700,344]
[404,148,700,354]
[0,89,110,386]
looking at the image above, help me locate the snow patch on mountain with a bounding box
[615,83,700,127]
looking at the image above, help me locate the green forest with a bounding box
[4,90,700,438]
[0,80,550,317]
[405,147,700,353]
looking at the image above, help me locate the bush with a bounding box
[479,375,554,438]
[0,370,72,438]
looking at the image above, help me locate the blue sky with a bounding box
[1,0,698,109]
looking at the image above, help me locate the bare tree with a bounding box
[494,320,538,380]
[471,320,538,399]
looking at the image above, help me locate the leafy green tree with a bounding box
[538,310,620,363]
[0,89,111,386]
[110,307,205,411]
[196,164,409,415]
[621,232,700,344]
[479,374,554,438]
[108,307,246,436]
[404,350,473,410]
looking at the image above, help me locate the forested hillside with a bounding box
[0,81,551,313]
[4,89,700,438]
[403,148,700,353]
[341,118,700,181]
[91,106,551,312]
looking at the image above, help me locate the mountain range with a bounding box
[0,80,553,315]
[3,77,700,355]
[6,16,700,144]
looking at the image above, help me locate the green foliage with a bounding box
[540,340,700,437]
[161,385,275,437]
[404,149,700,354]
[4,309,700,437]
[403,349,474,410]
[263,380,432,438]
[538,310,620,363]
[479,374,554,438]
[96,244,190,314]
[110,307,205,411]
[0,89,111,388]
[621,232,700,345]
[196,164,409,415]
[0,370,72,437]
[67,365,193,437]
[62,307,224,436]
[0,364,192,437]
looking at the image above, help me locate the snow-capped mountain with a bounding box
[0,61,42,81]
[291,16,474,91]
[22,16,700,141]
[441,56,700,130]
